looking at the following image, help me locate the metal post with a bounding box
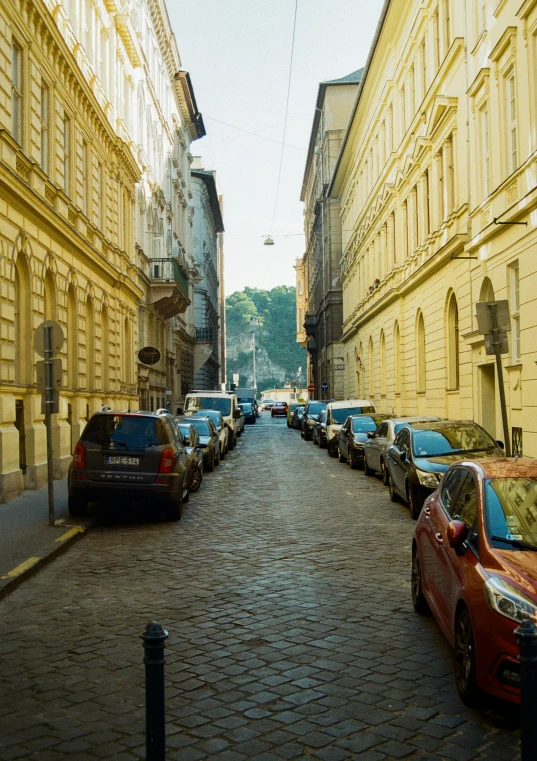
[252,333,256,394]
[141,621,168,761]
[489,303,511,456]
[515,620,537,761]
[44,325,55,526]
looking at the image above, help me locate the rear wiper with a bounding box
[491,535,537,552]
[109,440,128,450]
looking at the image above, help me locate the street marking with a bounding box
[55,526,85,543]
[2,556,41,579]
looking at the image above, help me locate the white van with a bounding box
[184,391,241,449]
[325,399,375,457]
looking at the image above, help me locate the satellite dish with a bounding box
[263,236,275,246]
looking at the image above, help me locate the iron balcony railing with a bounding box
[195,327,215,342]
[149,257,188,294]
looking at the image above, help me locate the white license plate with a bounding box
[105,456,140,466]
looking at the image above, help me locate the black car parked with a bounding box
[178,415,221,472]
[301,400,329,441]
[337,413,391,468]
[239,402,256,424]
[312,409,327,448]
[68,408,188,520]
[176,422,204,493]
[386,419,503,519]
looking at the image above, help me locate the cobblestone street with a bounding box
[0,414,520,760]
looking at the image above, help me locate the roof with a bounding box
[462,458,537,479]
[191,169,225,232]
[173,71,206,140]
[300,67,364,201]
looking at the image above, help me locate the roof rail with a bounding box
[100,405,112,412]
[155,408,169,416]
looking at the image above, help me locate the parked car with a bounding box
[176,421,203,493]
[287,402,301,427]
[261,399,275,410]
[412,457,537,705]
[337,413,391,468]
[239,402,256,424]
[301,400,329,440]
[188,409,229,457]
[325,399,375,456]
[235,388,259,417]
[68,408,188,520]
[184,391,240,449]
[179,415,221,472]
[363,417,443,483]
[271,401,288,417]
[386,419,503,519]
[292,405,305,429]
[312,409,327,447]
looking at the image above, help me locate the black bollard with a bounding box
[141,621,169,761]
[515,619,537,761]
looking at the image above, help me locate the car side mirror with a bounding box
[367,431,375,439]
[400,450,407,462]
[496,440,505,450]
[447,520,468,549]
[234,410,241,419]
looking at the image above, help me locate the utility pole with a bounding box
[251,333,257,393]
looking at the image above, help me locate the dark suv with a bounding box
[68,408,188,520]
[301,399,331,441]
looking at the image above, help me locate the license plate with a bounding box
[105,456,140,466]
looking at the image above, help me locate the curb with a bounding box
[0,521,94,602]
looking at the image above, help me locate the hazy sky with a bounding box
[169,1,384,296]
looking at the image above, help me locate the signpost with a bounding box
[34,321,64,526]
[475,301,511,456]
[307,384,315,398]
[321,381,329,398]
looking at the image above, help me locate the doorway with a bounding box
[14,399,26,474]
[480,364,496,438]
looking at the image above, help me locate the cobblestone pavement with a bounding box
[0,414,519,760]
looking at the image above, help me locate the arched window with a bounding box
[380,330,386,396]
[86,296,95,391]
[417,311,426,393]
[124,315,132,385]
[447,293,459,390]
[44,270,56,321]
[368,337,374,397]
[14,255,31,385]
[101,305,109,390]
[394,321,401,394]
[358,342,363,397]
[67,285,77,389]
[479,276,494,303]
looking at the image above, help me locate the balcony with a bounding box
[147,257,190,319]
[195,327,215,342]
[304,313,316,336]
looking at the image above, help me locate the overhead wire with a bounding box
[204,115,306,151]
[269,0,299,236]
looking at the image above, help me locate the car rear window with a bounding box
[241,403,253,412]
[351,416,378,433]
[186,396,231,416]
[308,402,325,415]
[83,415,169,449]
[188,418,211,435]
[332,406,373,424]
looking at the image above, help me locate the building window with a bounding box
[368,338,374,397]
[63,116,71,195]
[447,293,459,389]
[506,70,517,174]
[82,139,88,215]
[438,147,444,222]
[96,161,103,228]
[413,185,419,249]
[424,169,431,236]
[380,331,386,396]
[446,135,454,213]
[394,321,401,394]
[432,9,440,72]
[40,84,49,173]
[417,312,426,392]
[480,104,490,198]
[479,0,486,32]
[420,40,427,100]
[400,85,406,135]
[12,43,22,144]
[510,262,520,362]
[391,211,396,265]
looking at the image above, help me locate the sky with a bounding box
[169,0,384,296]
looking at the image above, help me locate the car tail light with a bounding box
[73,443,85,469]
[159,447,175,473]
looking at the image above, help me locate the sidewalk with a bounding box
[0,478,93,600]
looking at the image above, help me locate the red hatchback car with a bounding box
[271,402,288,417]
[412,457,537,705]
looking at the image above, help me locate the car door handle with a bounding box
[423,505,431,516]
[435,532,443,544]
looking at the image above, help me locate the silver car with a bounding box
[363,417,443,484]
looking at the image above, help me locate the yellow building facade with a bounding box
[330,0,537,457]
[0,0,141,500]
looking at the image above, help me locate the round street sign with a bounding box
[321,381,329,392]
[34,321,65,358]
[138,346,161,365]
[307,384,315,393]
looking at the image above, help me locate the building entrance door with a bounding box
[14,399,26,474]
[480,364,496,438]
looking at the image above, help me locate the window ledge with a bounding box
[446,388,460,394]
[506,362,522,370]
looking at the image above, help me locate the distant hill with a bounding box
[226,286,307,391]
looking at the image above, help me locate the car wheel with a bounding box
[407,484,422,520]
[380,458,388,485]
[454,608,479,705]
[328,441,337,458]
[338,446,347,463]
[349,451,359,469]
[287,420,291,427]
[68,495,88,517]
[214,447,220,466]
[205,452,214,472]
[182,486,190,504]
[388,472,400,502]
[190,466,202,492]
[411,546,430,614]
[164,492,183,521]
[300,427,305,439]
[220,445,226,460]
[363,455,374,476]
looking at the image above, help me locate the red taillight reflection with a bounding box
[73,443,85,469]
[159,447,175,473]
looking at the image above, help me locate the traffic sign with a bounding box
[307,384,315,393]
[34,320,64,358]
[476,300,511,334]
[321,381,329,392]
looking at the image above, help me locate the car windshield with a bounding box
[352,416,380,433]
[241,403,253,413]
[83,415,168,449]
[188,418,211,436]
[308,402,325,415]
[332,406,373,424]
[186,396,231,416]
[194,410,222,428]
[485,478,537,550]
[412,424,496,457]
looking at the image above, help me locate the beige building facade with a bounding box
[330,0,537,457]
